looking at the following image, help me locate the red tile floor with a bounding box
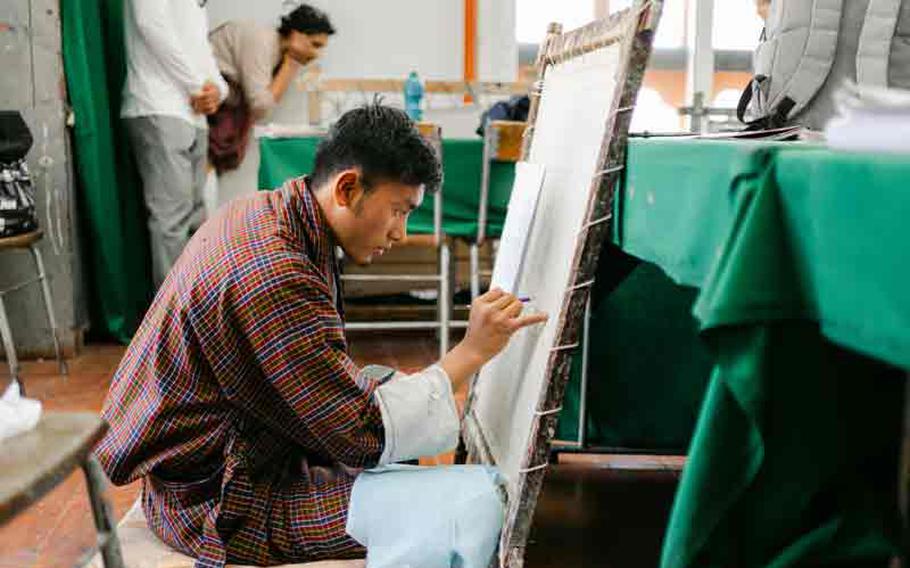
[1,334,678,567]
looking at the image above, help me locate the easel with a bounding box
[458,3,664,566]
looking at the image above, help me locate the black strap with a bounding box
[737,74,797,132]
[737,75,768,124]
[773,97,796,125]
[737,81,754,124]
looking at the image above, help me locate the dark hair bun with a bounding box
[278,4,336,37]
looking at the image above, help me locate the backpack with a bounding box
[0,112,38,238]
[739,0,910,130]
[476,96,531,136]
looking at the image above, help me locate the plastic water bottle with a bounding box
[404,71,424,122]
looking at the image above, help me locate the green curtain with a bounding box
[62,0,152,342]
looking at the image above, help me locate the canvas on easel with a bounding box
[490,162,546,295]
[458,3,663,567]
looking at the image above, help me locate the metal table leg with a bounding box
[577,294,592,449]
[438,241,451,358]
[900,374,910,567]
[30,244,67,375]
[0,294,20,387]
[82,456,124,568]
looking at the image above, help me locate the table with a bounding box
[259,137,516,239]
[617,139,910,568]
[0,412,123,567]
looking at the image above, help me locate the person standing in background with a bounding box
[121,0,228,287]
[206,5,334,173]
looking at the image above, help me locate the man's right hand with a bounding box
[190,81,221,115]
[461,288,548,364]
[282,52,302,70]
[440,288,548,395]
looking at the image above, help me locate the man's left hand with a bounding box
[191,81,221,115]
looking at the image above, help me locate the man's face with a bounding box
[756,0,770,21]
[286,31,330,66]
[330,173,424,265]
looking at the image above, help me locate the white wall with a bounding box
[209,0,516,82]
[306,0,463,80]
[478,0,518,82]
[207,0,285,28]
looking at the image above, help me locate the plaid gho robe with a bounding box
[96,177,387,567]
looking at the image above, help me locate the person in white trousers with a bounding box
[121,0,228,287]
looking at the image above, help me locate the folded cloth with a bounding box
[825,82,910,154]
[0,381,42,442]
[346,464,505,568]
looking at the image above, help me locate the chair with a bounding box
[0,229,67,384]
[469,120,525,300]
[0,413,123,567]
[341,122,452,359]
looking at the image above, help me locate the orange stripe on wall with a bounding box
[464,0,477,103]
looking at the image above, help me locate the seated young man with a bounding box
[95,104,546,567]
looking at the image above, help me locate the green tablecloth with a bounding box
[619,139,909,568]
[621,140,910,367]
[258,137,515,239]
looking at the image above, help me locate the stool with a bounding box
[0,413,124,568]
[0,229,67,384]
[88,498,365,568]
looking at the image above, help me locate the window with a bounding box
[515,0,594,43]
[713,0,764,51]
[654,0,686,48]
[609,0,685,47]
[630,88,680,133]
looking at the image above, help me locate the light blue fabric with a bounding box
[346,464,506,568]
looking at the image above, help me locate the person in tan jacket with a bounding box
[206,5,334,172]
[210,4,334,121]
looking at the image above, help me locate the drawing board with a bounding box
[459,3,663,566]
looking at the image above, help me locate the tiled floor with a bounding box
[1,334,677,567]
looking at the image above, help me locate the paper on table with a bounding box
[490,162,546,294]
[825,82,910,154]
[0,381,42,442]
[254,122,327,139]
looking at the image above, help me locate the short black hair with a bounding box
[278,4,335,37]
[312,104,442,194]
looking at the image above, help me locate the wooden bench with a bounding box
[87,499,365,568]
[0,413,122,567]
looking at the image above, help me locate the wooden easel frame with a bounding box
[458,3,663,566]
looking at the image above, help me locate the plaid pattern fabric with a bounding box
[95,177,386,567]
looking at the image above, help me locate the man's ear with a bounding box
[333,169,363,209]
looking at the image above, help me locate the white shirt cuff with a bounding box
[375,365,460,464]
